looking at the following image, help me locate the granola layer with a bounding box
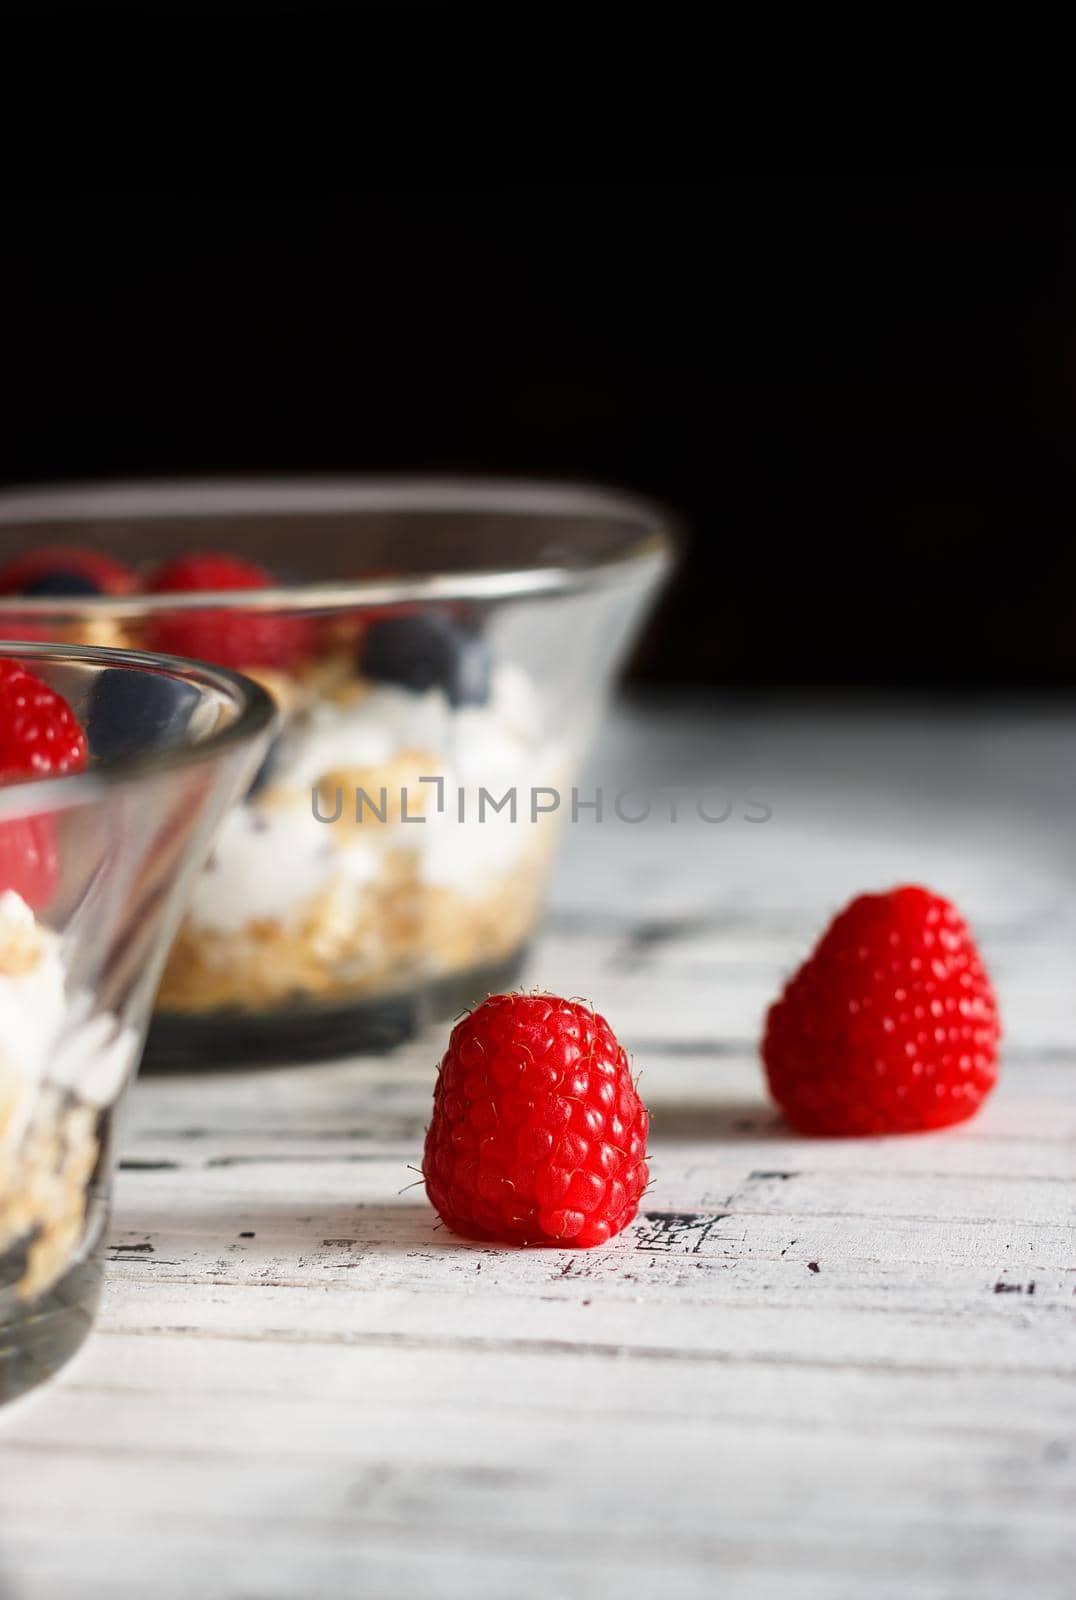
[158,849,550,1013]
[1,893,132,1300]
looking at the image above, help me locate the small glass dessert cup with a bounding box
[0,642,274,1404]
[0,480,674,1064]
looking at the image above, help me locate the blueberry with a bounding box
[359,613,490,707]
[87,668,198,761]
[21,570,105,596]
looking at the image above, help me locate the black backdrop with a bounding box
[4,182,1075,690]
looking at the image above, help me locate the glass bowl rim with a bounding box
[0,640,278,820]
[0,476,677,616]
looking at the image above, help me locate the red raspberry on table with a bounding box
[146,551,311,670]
[762,885,1000,1136]
[0,659,89,907]
[424,993,650,1247]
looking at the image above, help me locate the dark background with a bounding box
[4,182,1075,690]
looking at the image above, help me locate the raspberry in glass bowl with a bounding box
[0,641,273,1403]
[0,480,674,1064]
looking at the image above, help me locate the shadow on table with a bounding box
[108,1196,683,1262]
[647,1098,785,1143]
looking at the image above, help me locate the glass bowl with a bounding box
[0,642,275,1404]
[0,480,674,1065]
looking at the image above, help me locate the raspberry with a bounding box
[147,551,311,670]
[0,659,88,780]
[0,543,136,596]
[424,992,650,1247]
[762,884,1000,1136]
[0,815,60,909]
[0,660,89,908]
[148,553,273,594]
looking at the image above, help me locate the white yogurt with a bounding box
[0,892,138,1148]
[187,798,381,935]
[421,792,534,895]
[284,685,450,789]
[0,891,67,1087]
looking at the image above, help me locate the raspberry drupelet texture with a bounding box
[424,993,650,1247]
[0,659,89,780]
[762,884,1000,1136]
[0,659,89,907]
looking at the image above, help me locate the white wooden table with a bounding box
[1,701,1074,1600]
